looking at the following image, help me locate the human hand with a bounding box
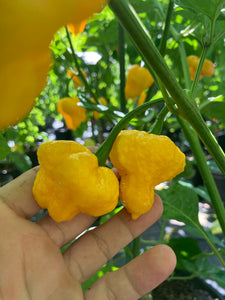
[0,167,176,299]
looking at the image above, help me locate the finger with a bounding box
[0,166,40,218]
[64,194,163,283]
[84,244,176,300]
[38,213,96,247]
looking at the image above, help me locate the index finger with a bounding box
[0,166,41,218]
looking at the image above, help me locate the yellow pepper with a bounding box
[0,0,108,130]
[67,20,87,37]
[137,91,147,106]
[187,55,215,81]
[67,69,88,88]
[91,97,108,120]
[125,65,154,100]
[57,97,87,130]
[110,130,186,220]
[32,140,119,222]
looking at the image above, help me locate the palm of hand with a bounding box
[0,167,176,300]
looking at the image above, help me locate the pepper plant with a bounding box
[1,0,225,295]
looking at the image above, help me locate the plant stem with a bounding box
[176,39,225,235]
[178,116,225,236]
[117,22,127,113]
[158,0,174,56]
[65,27,99,103]
[178,41,192,90]
[149,105,169,134]
[95,98,164,165]
[132,237,140,258]
[109,0,225,176]
[197,224,225,268]
[191,46,208,97]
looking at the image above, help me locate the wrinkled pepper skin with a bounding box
[110,130,186,220]
[57,97,87,130]
[125,65,154,100]
[32,140,119,222]
[187,55,214,81]
[0,0,107,130]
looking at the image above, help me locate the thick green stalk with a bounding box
[109,0,225,176]
[95,98,164,165]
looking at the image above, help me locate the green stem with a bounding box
[117,22,127,113]
[158,0,174,56]
[95,98,164,165]
[197,223,225,268]
[65,27,99,103]
[176,37,225,235]
[132,237,140,258]
[213,29,225,44]
[168,274,197,281]
[178,116,225,236]
[149,105,169,134]
[178,41,192,90]
[191,46,208,97]
[109,0,225,176]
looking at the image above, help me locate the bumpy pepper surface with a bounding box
[0,0,107,130]
[32,140,119,222]
[57,97,87,130]
[187,55,214,81]
[124,65,154,100]
[110,130,186,220]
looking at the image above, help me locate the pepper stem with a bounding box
[94,98,164,166]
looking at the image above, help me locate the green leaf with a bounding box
[8,151,32,172]
[184,225,225,248]
[201,101,225,122]
[157,182,200,227]
[175,0,225,21]
[168,237,202,271]
[0,135,10,160]
[194,258,225,288]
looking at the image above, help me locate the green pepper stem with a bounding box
[95,98,164,165]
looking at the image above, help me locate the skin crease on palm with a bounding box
[0,167,176,299]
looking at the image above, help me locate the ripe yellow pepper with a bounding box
[32,140,119,222]
[187,55,214,81]
[125,65,154,100]
[57,97,87,130]
[137,91,147,106]
[67,20,87,37]
[91,97,108,120]
[110,130,186,219]
[0,0,108,130]
[67,69,88,89]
